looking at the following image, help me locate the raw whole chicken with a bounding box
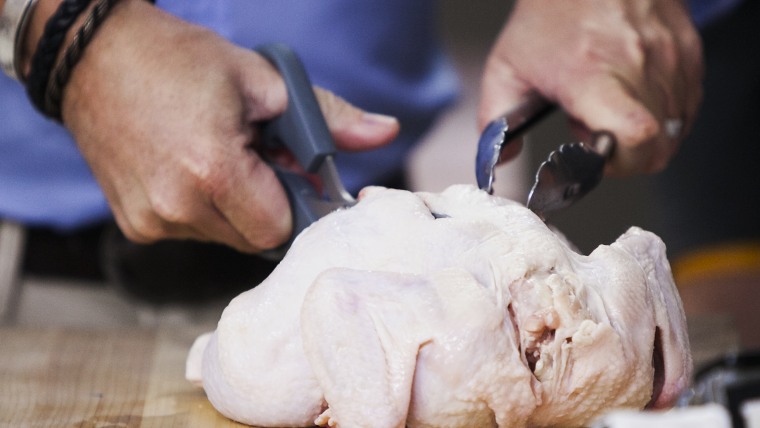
[186,185,692,428]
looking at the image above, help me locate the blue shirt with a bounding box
[0,0,741,230]
[688,0,743,27]
[0,0,459,229]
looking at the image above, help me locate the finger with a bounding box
[197,208,263,253]
[108,184,201,245]
[109,201,148,244]
[314,88,400,151]
[241,51,399,151]
[478,58,533,129]
[96,131,288,253]
[111,199,183,245]
[98,174,164,245]
[565,115,673,175]
[210,148,292,252]
[560,76,664,176]
[478,59,533,162]
[144,194,263,253]
[108,165,271,253]
[630,2,703,165]
[639,19,679,118]
[658,0,704,138]
[637,16,682,162]
[680,37,704,138]
[169,204,262,253]
[239,51,290,121]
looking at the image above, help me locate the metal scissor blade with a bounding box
[255,43,356,260]
[475,93,555,194]
[262,164,352,261]
[475,117,508,194]
[317,156,355,207]
[526,132,615,218]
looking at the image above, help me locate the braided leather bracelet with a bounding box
[45,0,118,120]
[26,0,93,117]
[27,0,156,121]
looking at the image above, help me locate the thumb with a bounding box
[242,51,399,151]
[478,61,534,162]
[560,77,662,176]
[314,88,400,151]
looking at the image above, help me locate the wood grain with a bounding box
[0,316,737,427]
[0,327,250,427]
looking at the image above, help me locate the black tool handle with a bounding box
[258,169,322,260]
[256,43,336,173]
[502,92,556,144]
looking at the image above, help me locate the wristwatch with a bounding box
[0,0,39,81]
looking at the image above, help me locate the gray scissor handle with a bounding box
[255,43,336,260]
[256,43,336,173]
[259,169,322,261]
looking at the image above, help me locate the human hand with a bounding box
[479,0,703,176]
[60,0,399,253]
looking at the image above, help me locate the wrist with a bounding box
[17,0,148,79]
[21,0,94,81]
[57,0,153,99]
[24,0,153,119]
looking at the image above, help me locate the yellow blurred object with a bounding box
[673,242,760,287]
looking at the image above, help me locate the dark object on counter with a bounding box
[20,170,408,305]
[23,223,106,281]
[100,224,277,305]
[689,350,760,428]
[22,222,277,304]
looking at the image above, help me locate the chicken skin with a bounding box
[186,185,692,428]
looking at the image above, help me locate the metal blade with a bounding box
[475,117,508,194]
[526,131,615,218]
[317,156,355,207]
[475,95,556,194]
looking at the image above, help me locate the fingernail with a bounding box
[362,112,398,127]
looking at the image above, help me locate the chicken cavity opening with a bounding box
[507,273,580,380]
[525,328,556,373]
[507,299,562,377]
[646,327,665,409]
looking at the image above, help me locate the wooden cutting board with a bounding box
[0,326,255,427]
[0,316,738,427]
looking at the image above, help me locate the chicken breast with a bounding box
[186,185,692,427]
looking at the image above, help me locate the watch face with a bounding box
[1,0,34,79]
[1,7,20,77]
[0,28,15,76]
